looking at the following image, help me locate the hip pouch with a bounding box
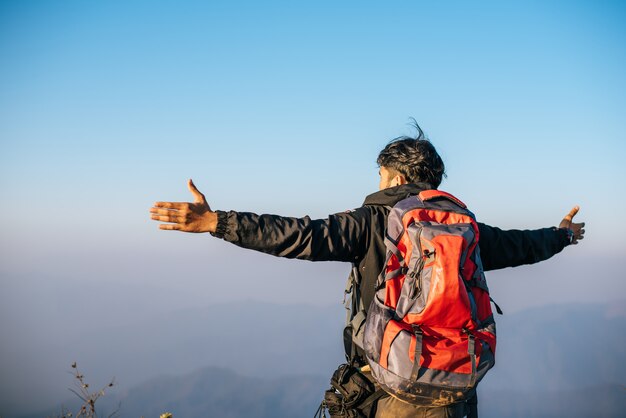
[315,364,382,418]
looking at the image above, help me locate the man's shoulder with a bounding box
[362,183,429,207]
[333,205,379,219]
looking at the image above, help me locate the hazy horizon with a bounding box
[3,299,625,416]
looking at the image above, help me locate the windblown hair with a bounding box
[377,122,446,188]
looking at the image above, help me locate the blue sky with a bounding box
[1,0,624,277]
[1,0,625,317]
[0,0,625,412]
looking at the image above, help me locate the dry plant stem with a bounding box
[68,362,119,418]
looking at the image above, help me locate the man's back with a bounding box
[149,125,585,417]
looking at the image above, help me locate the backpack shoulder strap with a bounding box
[418,189,467,208]
[343,265,368,364]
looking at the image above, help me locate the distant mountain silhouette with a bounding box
[16,301,626,418]
[107,367,328,418]
[22,367,328,418]
[25,367,625,418]
[482,301,626,393]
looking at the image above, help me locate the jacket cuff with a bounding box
[211,210,229,239]
[555,227,573,247]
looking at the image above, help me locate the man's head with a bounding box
[377,123,446,190]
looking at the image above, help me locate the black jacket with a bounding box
[213,183,570,312]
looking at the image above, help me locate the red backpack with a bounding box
[363,190,497,406]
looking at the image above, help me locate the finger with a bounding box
[188,179,207,204]
[159,224,181,231]
[151,214,185,223]
[563,206,580,222]
[154,202,188,209]
[150,207,182,215]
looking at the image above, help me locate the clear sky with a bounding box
[1,0,625,412]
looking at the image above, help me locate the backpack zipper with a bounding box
[409,254,425,299]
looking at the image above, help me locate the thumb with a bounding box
[564,206,580,222]
[187,179,207,204]
[559,205,580,229]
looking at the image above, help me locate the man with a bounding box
[149,126,585,417]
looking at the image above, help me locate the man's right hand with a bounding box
[150,179,218,233]
[558,206,585,245]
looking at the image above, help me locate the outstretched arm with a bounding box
[149,180,370,262]
[478,206,586,271]
[150,179,218,233]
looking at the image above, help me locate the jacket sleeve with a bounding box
[477,223,571,271]
[211,209,371,262]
